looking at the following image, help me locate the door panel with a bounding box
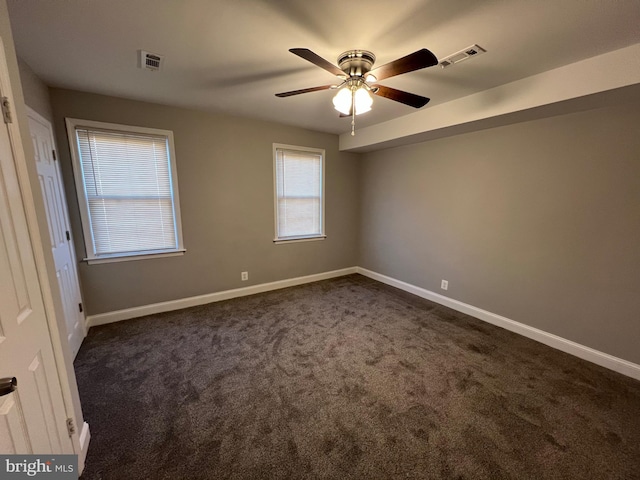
[0,134,57,453]
[0,395,31,454]
[28,109,85,357]
[28,352,63,453]
[0,62,73,454]
[58,264,79,344]
[0,180,31,318]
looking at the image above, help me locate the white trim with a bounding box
[273,235,326,244]
[356,267,640,381]
[272,143,325,242]
[64,117,185,262]
[85,248,186,264]
[86,267,357,327]
[77,422,90,475]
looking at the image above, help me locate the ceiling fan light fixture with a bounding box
[276,47,438,135]
[333,86,373,115]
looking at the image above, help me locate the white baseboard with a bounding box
[86,267,357,328]
[85,265,640,381]
[356,267,640,381]
[77,421,90,475]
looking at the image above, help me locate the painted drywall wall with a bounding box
[49,88,361,315]
[359,102,640,365]
[0,0,85,448]
[17,56,52,121]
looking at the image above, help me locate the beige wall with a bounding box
[17,57,52,121]
[49,88,361,315]
[359,103,640,365]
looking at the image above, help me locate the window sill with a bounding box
[84,249,186,265]
[273,235,326,245]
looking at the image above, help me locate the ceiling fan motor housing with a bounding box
[338,50,376,77]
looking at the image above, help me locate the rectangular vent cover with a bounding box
[139,51,164,71]
[440,44,486,68]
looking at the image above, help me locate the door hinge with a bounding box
[66,230,70,241]
[66,418,76,437]
[78,303,83,313]
[52,149,57,161]
[1,97,12,124]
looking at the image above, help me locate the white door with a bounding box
[27,108,85,358]
[0,100,74,452]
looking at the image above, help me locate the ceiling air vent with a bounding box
[440,44,486,69]
[139,50,164,71]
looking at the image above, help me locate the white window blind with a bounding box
[67,119,184,262]
[274,145,325,241]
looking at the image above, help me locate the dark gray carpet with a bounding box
[75,274,640,479]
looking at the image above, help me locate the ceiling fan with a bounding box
[275,48,439,135]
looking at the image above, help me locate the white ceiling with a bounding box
[7,0,640,135]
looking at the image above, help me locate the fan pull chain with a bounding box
[351,87,356,136]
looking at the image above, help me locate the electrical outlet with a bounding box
[441,279,449,290]
[241,271,248,281]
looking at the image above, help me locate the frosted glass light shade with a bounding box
[354,88,372,114]
[332,87,373,115]
[332,88,352,115]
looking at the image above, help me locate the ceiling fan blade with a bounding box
[373,85,430,108]
[275,85,334,97]
[367,48,438,81]
[289,48,346,77]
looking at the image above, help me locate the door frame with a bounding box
[26,105,88,354]
[0,35,90,469]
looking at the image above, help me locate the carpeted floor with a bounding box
[75,274,640,479]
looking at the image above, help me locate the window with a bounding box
[273,144,325,243]
[66,118,184,263]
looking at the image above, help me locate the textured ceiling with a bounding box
[7,0,640,134]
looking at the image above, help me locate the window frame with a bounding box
[65,118,185,264]
[272,143,326,244]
